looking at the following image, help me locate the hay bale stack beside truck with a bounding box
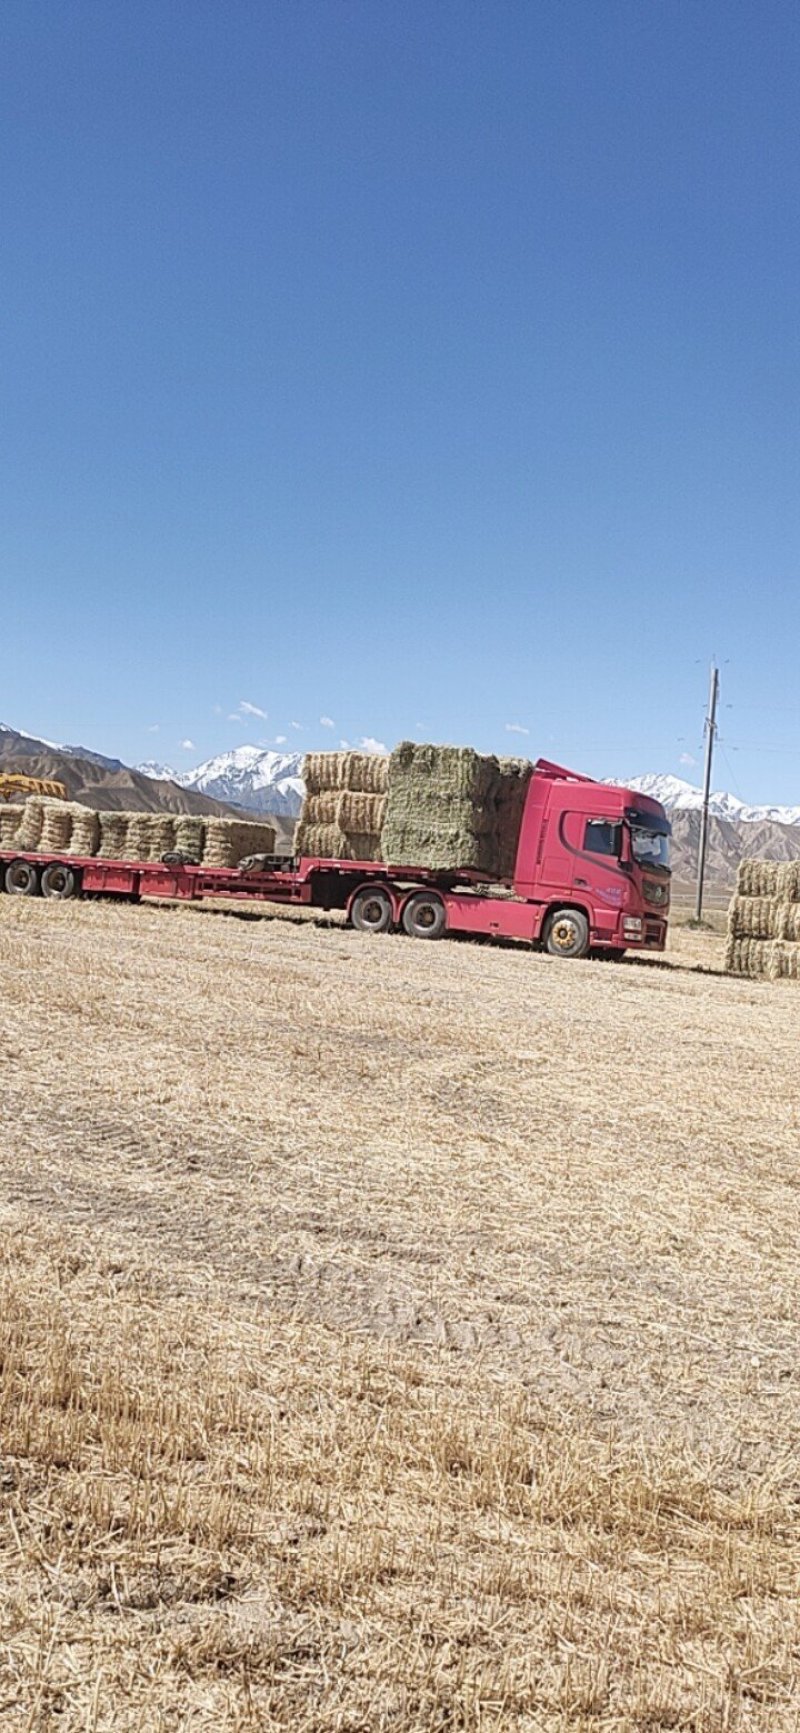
[726,860,800,979]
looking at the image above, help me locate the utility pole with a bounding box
[695,660,720,923]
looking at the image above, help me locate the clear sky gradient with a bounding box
[3,0,799,797]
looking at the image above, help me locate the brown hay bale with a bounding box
[125,814,177,862]
[737,858,783,898]
[336,791,387,833]
[97,811,132,860]
[201,818,276,870]
[15,798,46,852]
[65,806,101,858]
[775,902,800,942]
[345,753,388,794]
[302,752,351,794]
[173,817,205,860]
[727,895,778,940]
[767,939,800,981]
[777,861,800,903]
[294,823,382,862]
[724,934,771,977]
[302,751,389,795]
[0,805,23,848]
[300,791,341,826]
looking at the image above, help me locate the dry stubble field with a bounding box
[0,898,798,1731]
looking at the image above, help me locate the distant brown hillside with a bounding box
[669,809,800,890]
[0,729,233,816]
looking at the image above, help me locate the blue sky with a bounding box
[2,0,799,798]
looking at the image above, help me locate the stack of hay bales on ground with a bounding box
[726,860,800,979]
[296,753,388,860]
[382,743,533,877]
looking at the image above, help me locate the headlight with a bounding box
[623,916,643,937]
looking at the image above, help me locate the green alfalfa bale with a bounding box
[0,805,23,847]
[383,743,499,873]
[493,757,533,880]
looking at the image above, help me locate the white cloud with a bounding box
[240,699,267,719]
[291,720,303,731]
[212,704,223,716]
[146,723,160,733]
[179,739,195,751]
[505,722,530,736]
[227,713,244,723]
[679,752,697,767]
[275,734,287,745]
[359,736,387,755]
[339,738,350,750]
[320,715,335,729]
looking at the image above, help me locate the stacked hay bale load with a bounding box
[0,805,23,848]
[382,743,533,878]
[296,753,388,861]
[201,817,276,869]
[725,860,800,979]
[97,811,132,860]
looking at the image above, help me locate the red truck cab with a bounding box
[510,760,670,956]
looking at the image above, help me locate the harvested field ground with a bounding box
[0,899,798,1730]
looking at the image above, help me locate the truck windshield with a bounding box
[630,827,670,871]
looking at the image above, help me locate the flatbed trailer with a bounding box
[0,758,672,956]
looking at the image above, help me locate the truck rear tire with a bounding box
[350,886,393,934]
[41,862,79,900]
[402,891,446,939]
[5,859,40,896]
[544,908,589,959]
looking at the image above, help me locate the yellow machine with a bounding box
[0,774,68,803]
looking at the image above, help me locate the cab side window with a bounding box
[584,820,620,857]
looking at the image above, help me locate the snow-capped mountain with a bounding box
[138,746,306,817]
[617,774,800,828]
[136,759,178,782]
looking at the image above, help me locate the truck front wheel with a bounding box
[544,908,589,959]
[402,892,446,939]
[350,886,393,934]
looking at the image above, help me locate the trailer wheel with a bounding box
[544,908,589,959]
[5,859,40,897]
[41,862,79,900]
[350,886,393,934]
[402,891,446,939]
